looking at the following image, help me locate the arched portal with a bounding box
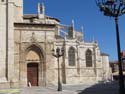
[20,44,45,87]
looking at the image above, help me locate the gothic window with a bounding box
[86,49,92,67]
[68,47,75,66]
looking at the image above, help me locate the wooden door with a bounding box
[27,63,38,86]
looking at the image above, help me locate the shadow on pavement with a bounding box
[78,81,119,94]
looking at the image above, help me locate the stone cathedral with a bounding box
[0,0,112,88]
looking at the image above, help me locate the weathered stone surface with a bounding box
[0,0,112,88]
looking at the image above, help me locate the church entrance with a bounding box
[27,63,38,86]
[19,44,46,87]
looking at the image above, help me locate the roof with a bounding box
[55,35,64,39]
[110,61,125,65]
[101,53,109,56]
[23,14,60,22]
[112,71,125,76]
[121,50,125,57]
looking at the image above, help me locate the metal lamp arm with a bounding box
[52,52,59,58]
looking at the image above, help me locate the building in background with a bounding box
[110,50,125,80]
[0,0,112,88]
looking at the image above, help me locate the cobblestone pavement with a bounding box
[0,81,120,94]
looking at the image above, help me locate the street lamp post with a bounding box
[52,47,64,91]
[95,0,125,94]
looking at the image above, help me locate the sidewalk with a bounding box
[20,86,77,94]
[0,89,20,94]
[0,81,120,94]
[21,89,77,94]
[0,88,77,94]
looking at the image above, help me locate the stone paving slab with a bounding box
[0,89,21,94]
[38,91,77,94]
[20,89,77,94]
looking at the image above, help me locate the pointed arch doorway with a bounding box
[24,45,45,87]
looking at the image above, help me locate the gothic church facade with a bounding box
[0,0,112,88]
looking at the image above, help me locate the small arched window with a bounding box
[68,47,75,66]
[86,49,92,67]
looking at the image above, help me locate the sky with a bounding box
[23,0,125,61]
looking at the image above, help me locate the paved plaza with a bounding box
[0,81,120,94]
